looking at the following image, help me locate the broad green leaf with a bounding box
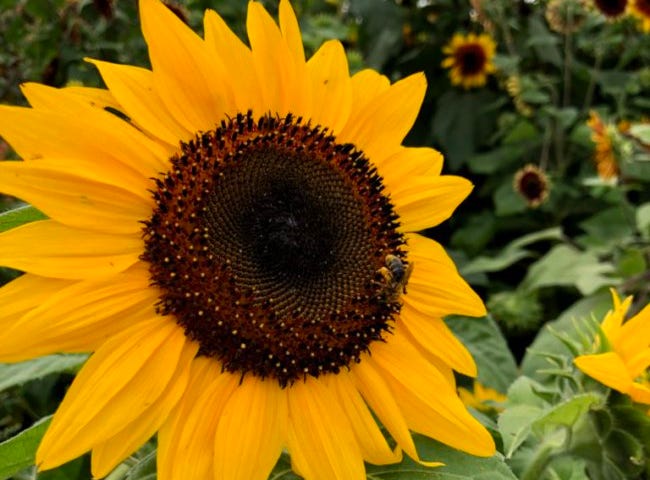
[364,435,516,479]
[0,354,87,392]
[532,393,602,437]
[498,404,544,458]
[493,180,527,216]
[577,207,636,251]
[0,416,51,480]
[0,205,47,233]
[521,245,618,295]
[461,228,562,275]
[546,457,589,480]
[446,315,517,393]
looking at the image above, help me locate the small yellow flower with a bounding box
[441,33,496,90]
[458,381,507,413]
[630,0,650,32]
[575,290,650,405]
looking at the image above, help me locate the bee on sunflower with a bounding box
[0,1,494,479]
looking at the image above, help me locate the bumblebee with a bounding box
[377,254,413,302]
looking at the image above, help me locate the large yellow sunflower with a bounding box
[575,290,650,405]
[0,1,495,479]
[441,33,496,90]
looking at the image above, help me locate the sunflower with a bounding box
[587,110,620,181]
[575,290,650,405]
[513,164,550,208]
[630,0,650,31]
[0,0,495,479]
[441,33,497,90]
[590,0,629,18]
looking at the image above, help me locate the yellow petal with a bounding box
[0,264,158,361]
[0,274,73,348]
[618,304,650,360]
[328,372,402,465]
[306,40,352,135]
[21,82,122,114]
[88,59,190,146]
[339,73,426,163]
[574,352,633,394]
[628,381,650,404]
[0,220,142,279]
[203,10,263,116]
[372,332,496,457]
[214,377,287,480]
[0,105,168,178]
[90,339,197,478]
[379,147,444,187]
[139,0,234,132]
[403,234,486,318]
[287,377,365,480]
[37,316,187,470]
[399,303,477,377]
[352,358,441,467]
[246,1,300,117]
[279,0,305,63]
[348,69,390,115]
[157,357,221,480]
[0,161,152,235]
[392,175,474,232]
[158,367,239,480]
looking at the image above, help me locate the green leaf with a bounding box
[636,202,650,239]
[365,435,516,479]
[499,404,544,458]
[521,245,618,295]
[0,354,87,392]
[0,205,47,233]
[531,393,602,437]
[493,180,527,216]
[0,416,51,480]
[461,228,563,275]
[446,316,517,393]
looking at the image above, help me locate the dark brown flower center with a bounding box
[456,44,487,76]
[637,0,650,15]
[142,112,407,386]
[594,0,628,16]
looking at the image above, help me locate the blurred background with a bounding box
[1,0,650,478]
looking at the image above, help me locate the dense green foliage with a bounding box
[1,0,650,478]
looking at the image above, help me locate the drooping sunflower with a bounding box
[587,110,620,181]
[0,1,495,479]
[630,0,650,31]
[575,290,650,405]
[441,32,496,90]
[513,164,550,208]
[590,0,629,19]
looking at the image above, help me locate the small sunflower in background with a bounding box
[630,0,650,31]
[441,32,497,90]
[546,0,589,33]
[0,0,495,479]
[590,0,629,19]
[575,290,650,406]
[587,111,620,181]
[458,381,507,413]
[513,164,550,208]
